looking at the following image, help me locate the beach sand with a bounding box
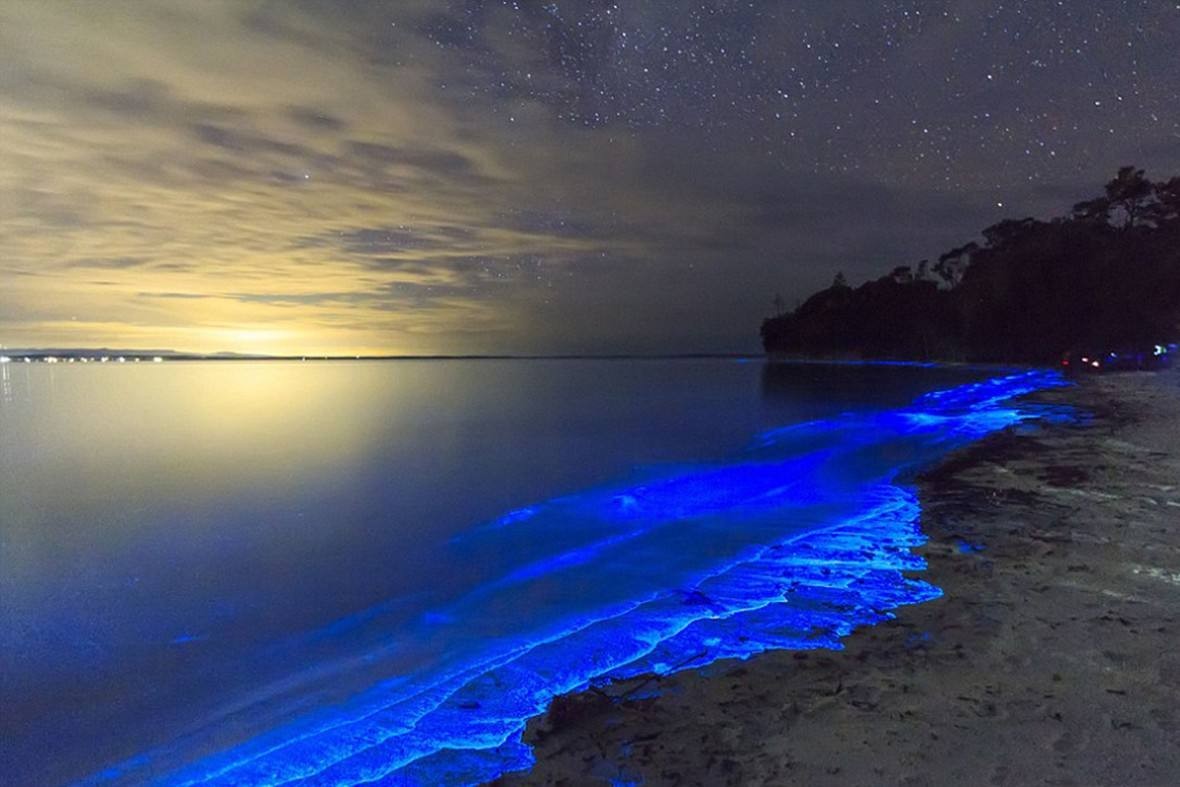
[502,367,1180,786]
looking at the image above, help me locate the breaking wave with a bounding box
[87,370,1069,786]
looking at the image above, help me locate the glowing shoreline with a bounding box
[85,370,1071,787]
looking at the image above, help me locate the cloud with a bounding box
[285,106,348,132]
[344,142,485,182]
[137,291,213,299]
[64,258,151,270]
[3,0,1173,355]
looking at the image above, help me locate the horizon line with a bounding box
[0,349,763,361]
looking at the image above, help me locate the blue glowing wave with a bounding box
[85,369,1069,787]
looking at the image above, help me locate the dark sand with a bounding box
[502,367,1180,786]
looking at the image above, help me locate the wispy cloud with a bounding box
[2,1,1174,354]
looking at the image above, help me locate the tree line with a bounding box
[760,167,1180,363]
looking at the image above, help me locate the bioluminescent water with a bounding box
[0,360,1068,786]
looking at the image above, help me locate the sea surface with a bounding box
[0,359,1067,785]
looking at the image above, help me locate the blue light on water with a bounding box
[168,633,205,646]
[84,370,1071,787]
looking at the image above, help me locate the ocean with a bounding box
[0,359,1067,785]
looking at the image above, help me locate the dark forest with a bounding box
[761,167,1180,363]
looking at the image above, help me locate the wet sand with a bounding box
[503,367,1180,786]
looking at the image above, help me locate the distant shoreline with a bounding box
[1,352,1039,366]
[1,351,763,363]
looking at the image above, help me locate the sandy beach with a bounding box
[505,367,1180,786]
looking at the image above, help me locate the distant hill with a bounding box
[761,166,1180,364]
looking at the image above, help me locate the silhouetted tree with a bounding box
[981,217,1041,247]
[1071,195,1111,225]
[933,242,976,288]
[1104,166,1154,229]
[1152,176,1180,225]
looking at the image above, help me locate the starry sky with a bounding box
[2,1,1179,355]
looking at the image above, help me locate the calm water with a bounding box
[0,359,1062,785]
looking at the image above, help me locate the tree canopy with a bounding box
[761,167,1180,363]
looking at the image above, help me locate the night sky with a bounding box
[2,1,1179,355]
